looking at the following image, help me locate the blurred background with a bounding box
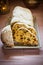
[0,0,43,15]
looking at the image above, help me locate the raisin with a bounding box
[33,39,36,41]
[27,38,30,41]
[24,31,28,33]
[33,36,35,37]
[19,29,22,30]
[20,35,22,36]
[17,35,18,36]
[24,31,26,33]
[20,38,23,39]
[17,26,20,28]
[13,36,15,39]
[13,32,15,34]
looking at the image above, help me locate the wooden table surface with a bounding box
[0,0,43,65]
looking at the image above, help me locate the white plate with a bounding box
[3,17,41,49]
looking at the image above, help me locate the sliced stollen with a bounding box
[12,6,34,26]
[11,22,28,41]
[11,22,28,33]
[11,22,37,36]
[26,25,37,35]
[1,25,14,47]
[14,27,38,46]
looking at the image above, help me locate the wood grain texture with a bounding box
[0,0,43,65]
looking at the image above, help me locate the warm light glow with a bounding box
[2,7,6,10]
[29,0,37,4]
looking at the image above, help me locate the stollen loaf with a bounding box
[11,22,36,36]
[1,6,38,47]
